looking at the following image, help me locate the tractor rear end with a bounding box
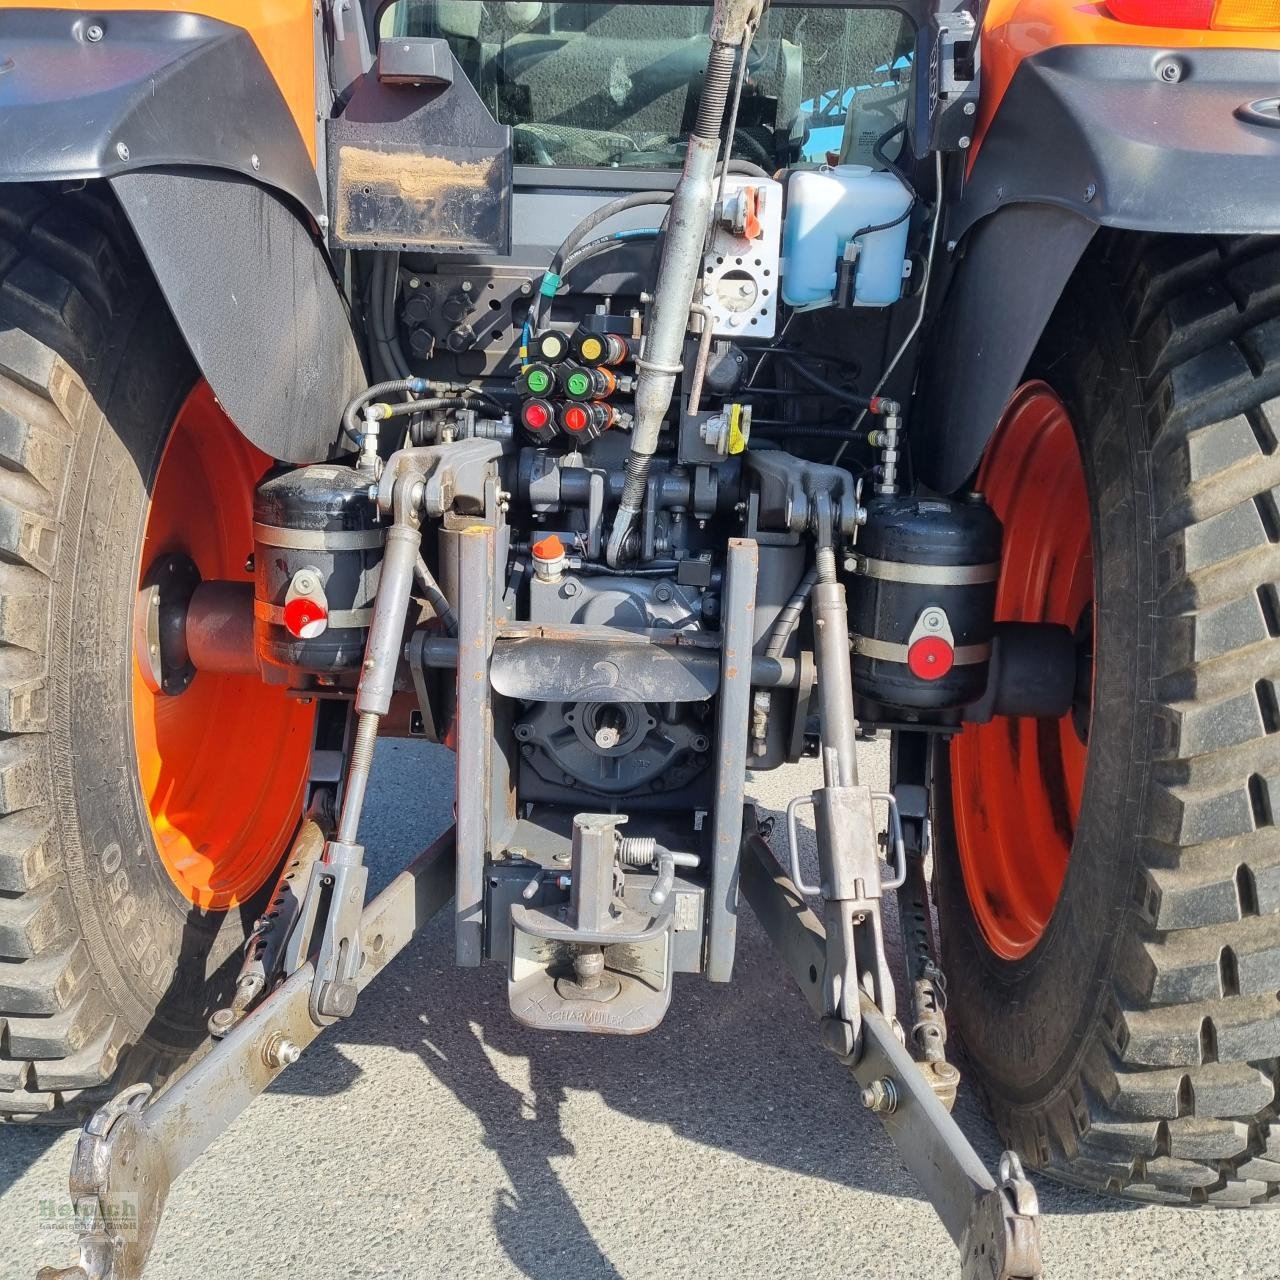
[0,0,1278,1276]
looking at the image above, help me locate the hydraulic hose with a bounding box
[767,567,819,660]
[759,426,872,444]
[380,253,407,378]
[343,378,429,445]
[414,555,458,636]
[529,192,673,332]
[778,355,874,407]
[606,24,750,566]
[557,228,662,281]
[751,565,819,757]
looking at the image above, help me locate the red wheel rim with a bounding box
[131,382,314,910]
[950,383,1094,960]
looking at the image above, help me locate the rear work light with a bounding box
[1107,0,1280,27]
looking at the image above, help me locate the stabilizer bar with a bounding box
[38,828,457,1280]
[740,831,1043,1280]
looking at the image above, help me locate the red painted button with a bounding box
[907,635,953,680]
[283,596,328,640]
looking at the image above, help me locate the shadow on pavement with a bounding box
[282,761,1126,1280]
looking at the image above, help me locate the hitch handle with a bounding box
[785,790,907,896]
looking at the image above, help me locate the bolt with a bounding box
[654,584,673,603]
[408,277,421,289]
[263,1035,302,1069]
[251,154,261,171]
[1084,182,1097,203]
[553,851,572,865]
[520,281,533,296]
[317,214,330,231]
[85,23,104,42]
[1158,59,1182,83]
[860,1077,898,1114]
[210,1008,235,1030]
[562,580,580,598]
[573,946,605,991]
[958,135,971,150]
[115,141,130,162]
[962,100,975,116]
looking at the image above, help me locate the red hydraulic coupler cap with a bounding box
[522,399,552,430]
[532,534,566,561]
[561,403,590,434]
[907,634,954,680]
[283,595,328,640]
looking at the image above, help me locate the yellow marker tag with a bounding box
[727,403,748,454]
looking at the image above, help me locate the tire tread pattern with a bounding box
[996,234,1280,1204]
[0,185,143,1119]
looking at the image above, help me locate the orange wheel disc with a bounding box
[950,383,1094,960]
[131,382,315,911]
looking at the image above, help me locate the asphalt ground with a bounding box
[3,738,1278,1280]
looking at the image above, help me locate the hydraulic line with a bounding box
[835,152,945,467]
[342,378,429,445]
[414,554,458,635]
[606,8,757,565]
[379,251,412,378]
[750,565,818,757]
[778,355,874,407]
[529,192,674,332]
[768,566,819,660]
[758,425,871,442]
[558,227,661,280]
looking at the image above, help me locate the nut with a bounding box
[860,1077,899,1114]
[262,1035,302,1069]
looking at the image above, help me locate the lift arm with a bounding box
[37,828,457,1280]
[740,831,1043,1280]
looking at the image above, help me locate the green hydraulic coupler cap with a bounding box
[565,369,592,398]
[518,362,556,397]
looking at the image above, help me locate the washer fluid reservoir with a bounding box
[781,165,912,308]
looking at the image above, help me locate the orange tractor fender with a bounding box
[912,0,1280,493]
[0,2,363,463]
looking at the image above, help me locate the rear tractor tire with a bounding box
[936,233,1280,1205]
[0,183,314,1121]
